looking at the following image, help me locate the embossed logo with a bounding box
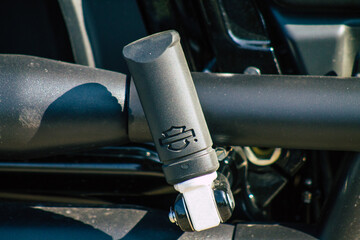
[159,126,195,151]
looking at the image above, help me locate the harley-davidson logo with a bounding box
[159,126,195,151]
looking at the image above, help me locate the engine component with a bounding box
[244,147,282,166]
[215,147,306,220]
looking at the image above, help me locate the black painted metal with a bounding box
[0,204,184,240]
[2,56,360,155]
[198,0,280,74]
[0,146,177,207]
[0,146,162,176]
[0,202,320,239]
[0,0,74,63]
[0,54,128,158]
[234,223,317,239]
[320,153,360,240]
[82,0,147,73]
[267,5,360,77]
[130,72,360,151]
[136,0,214,72]
[274,0,360,9]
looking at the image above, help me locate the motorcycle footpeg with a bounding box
[123,30,233,231]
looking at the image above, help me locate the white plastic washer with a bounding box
[244,147,282,166]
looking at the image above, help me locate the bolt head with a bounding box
[169,207,177,224]
[244,66,261,75]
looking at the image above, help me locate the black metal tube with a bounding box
[130,72,360,151]
[2,56,360,157]
[0,54,128,158]
[320,153,360,240]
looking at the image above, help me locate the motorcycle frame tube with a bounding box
[130,72,360,151]
[0,55,128,158]
[2,56,360,156]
